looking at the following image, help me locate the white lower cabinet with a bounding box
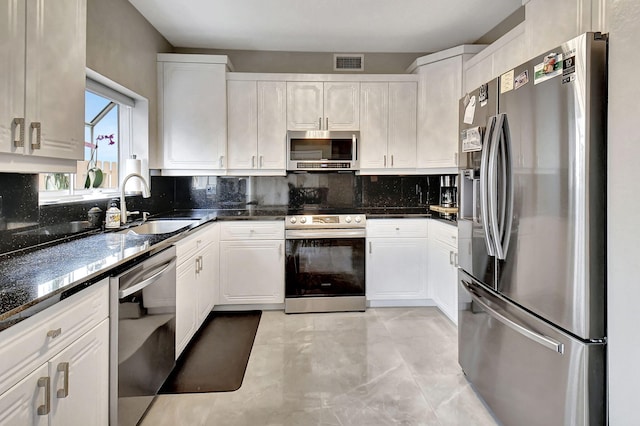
[428,221,458,324]
[0,279,109,426]
[366,219,429,304]
[175,223,219,358]
[219,221,284,305]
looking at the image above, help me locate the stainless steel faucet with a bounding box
[120,173,151,225]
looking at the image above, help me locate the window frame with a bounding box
[38,70,149,205]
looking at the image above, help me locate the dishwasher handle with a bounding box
[119,257,176,299]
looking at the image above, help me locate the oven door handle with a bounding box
[285,229,366,239]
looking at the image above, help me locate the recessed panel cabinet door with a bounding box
[0,0,26,155]
[49,320,109,426]
[359,82,389,169]
[429,241,458,324]
[25,0,85,160]
[287,82,323,130]
[219,240,284,304]
[366,237,429,300]
[324,82,359,130]
[227,80,258,170]
[0,363,49,426]
[257,81,287,170]
[388,82,417,168]
[417,56,462,168]
[176,259,197,358]
[162,61,227,170]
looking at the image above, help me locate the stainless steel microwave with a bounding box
[287,130,359,171]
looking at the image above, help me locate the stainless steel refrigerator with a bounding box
[457,32,607,426]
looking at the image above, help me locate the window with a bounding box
[39,74,142,204]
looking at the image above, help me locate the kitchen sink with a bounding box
[118,219,198,235]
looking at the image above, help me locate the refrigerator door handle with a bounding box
[463,281,564,354]
[490,114,514,260]
[480,115,496,256]
[499,115,514,257]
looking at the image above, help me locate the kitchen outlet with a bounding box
[206,184,215,198]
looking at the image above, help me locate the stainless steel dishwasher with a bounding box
[109,246,177,426]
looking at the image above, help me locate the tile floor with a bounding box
[142,307,498,426]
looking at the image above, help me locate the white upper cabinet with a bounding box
[0,0,86,168]
[411,45,485,171]
[360,81,417,172]
[287,81,359,130]
[158,54,231,174]
[227,78,286,174]
[417,56,463,169]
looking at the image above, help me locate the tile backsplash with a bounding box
[0,171,445,255]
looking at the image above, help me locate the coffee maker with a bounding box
[440,175,457,208]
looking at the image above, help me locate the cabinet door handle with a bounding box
[252,155,255,168]
[383,155,387,167]
[219,155,224,168]
[37,376,50,415]
[12,117,25,147]
[260,155,263,168]
[47,328,62,339]
[454,253,458,267]
[391,155,394,167]
[449,251,454,265]
[279,243,283,256]
[454,152,459,166]
[31,121,42,150]
[325,117,329,130]
[318,117,322,130]
[369,242,372,254]
[57,362,69,398]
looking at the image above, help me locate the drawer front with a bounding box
[176,223,218,261]
[366,219,429,238]
[0,279,109,396]
[429,220,457,248]
[220,221,284,240]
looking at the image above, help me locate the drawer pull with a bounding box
[57,362,69,398]
[47,328,62,339]
[37,376,50,415]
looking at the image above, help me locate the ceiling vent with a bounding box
[334,54,364,72]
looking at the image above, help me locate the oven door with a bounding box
[285,229,365,299]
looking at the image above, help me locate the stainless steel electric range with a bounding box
[284,214,366,313]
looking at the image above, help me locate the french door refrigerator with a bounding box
[457,32,607,426]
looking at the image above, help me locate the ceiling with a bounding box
[128,0,523,53]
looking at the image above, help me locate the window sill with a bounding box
[39,189,120,206]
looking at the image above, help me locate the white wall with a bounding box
[605,0,640,423]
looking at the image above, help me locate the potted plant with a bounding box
[84,133,114,189]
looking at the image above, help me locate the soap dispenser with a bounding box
[105,199,121,229]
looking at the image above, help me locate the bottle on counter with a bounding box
[105,199,121,229]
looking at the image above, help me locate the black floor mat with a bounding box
[160,311,261,393]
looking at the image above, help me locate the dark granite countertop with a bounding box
[0,206,454,332]
[0,217,212,331]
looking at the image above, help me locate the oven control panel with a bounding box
[286,214,366,229]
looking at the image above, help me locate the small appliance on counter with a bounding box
[429,175,458,219]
